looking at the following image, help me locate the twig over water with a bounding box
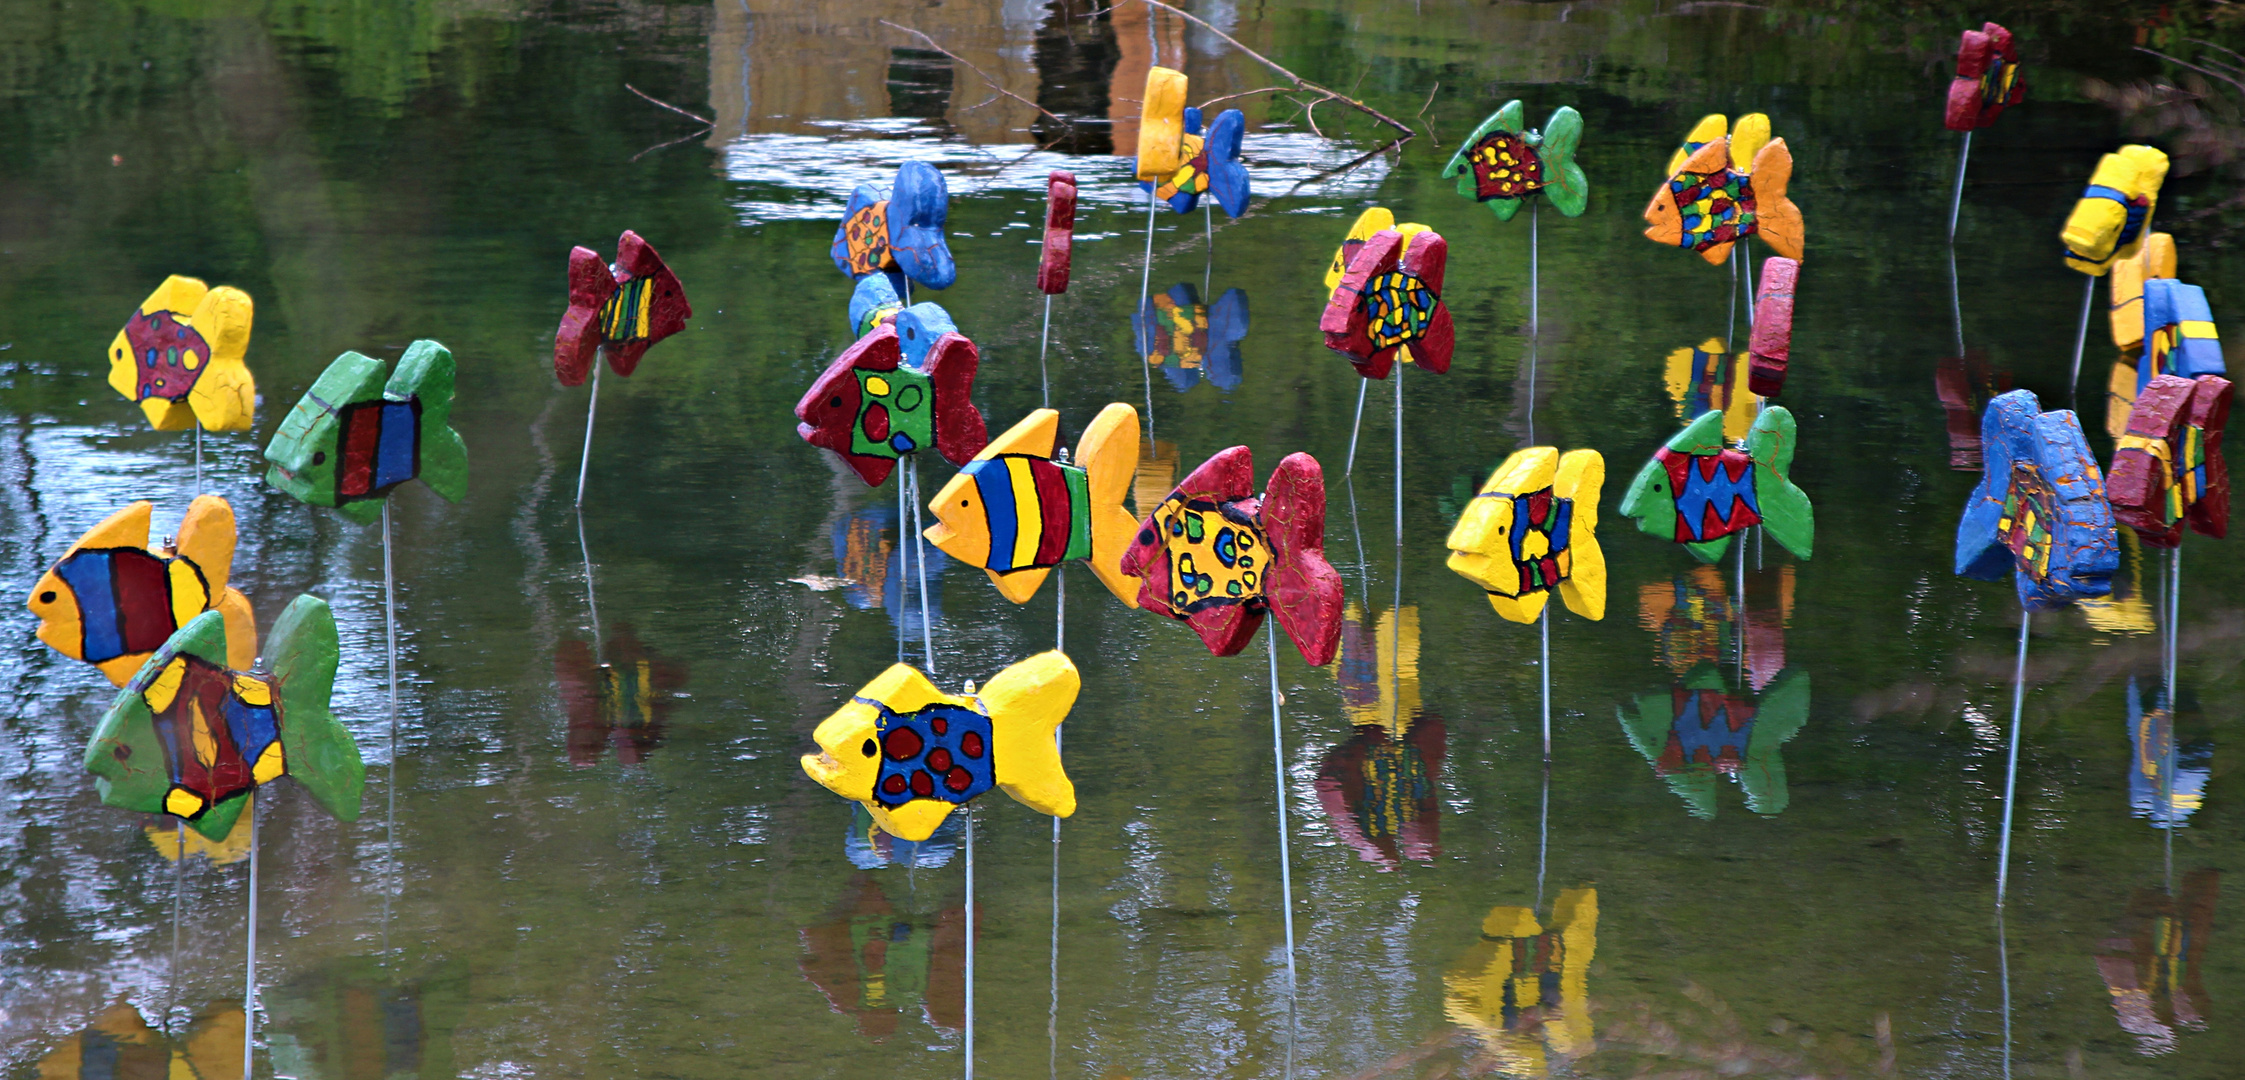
[879,19,1078,130]
[625,83,712,126]
[1133,0,1417,135]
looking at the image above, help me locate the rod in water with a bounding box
[964,808,976,1080]
[1527,200,1539,446]
[1539,606,1552,762]
[2067,274,2095,402]
[242,795,260,1080]
[1138,192,1158,434]
[1947,130,1974,242]
[574,356,602,507]
[194,420,203,497]
[382,502,400,740]
[909,459,935,672]
[1996,612,2031,905]
[1266,630,1299,991]
[1394,363,1404,551]
[1039,294,1053,409]
[1343,380,1369,478]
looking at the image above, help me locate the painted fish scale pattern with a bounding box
[871,703,994,808]
[1657,447,1761,542]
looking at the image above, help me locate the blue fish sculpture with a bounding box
[2140,278,2226,394]
[830,161,956,291]
[1955,389,2119,609]
[1142,107,1250,217]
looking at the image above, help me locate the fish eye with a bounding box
[312,451,326,465]
[829,395,843,409]
[960,499,970,507]
[860,738,877,757]
[37,591,54,604]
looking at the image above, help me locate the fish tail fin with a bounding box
[181,285,256,431]
[1078,403,1145,608]
[268,595,363,823]
[1748,406,1815,560]
[984,651,1081,818]
[1554,449,1608,621]
[555,246,614,387]
[1206,109,1251,218]
[174,495,238,597]
[1543,107,1590,218]
[925,334,989,466]
[390,340,468,504]
[1750,139,1805,260]
[1262,452,1344,665]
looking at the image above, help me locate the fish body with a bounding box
[1145,108,1249,217]
[1134,66,1189,181]
[1315,710,1443,868]
[1441,100,1588,220]
[1038,171,1076,295]
[29,497,256,685]
[1119,446,1344,664]
[107,275,255,432]
[84,595,360,841]
[831,183,897,278]
[2062,146,2169,275]
[1619,407,1814,563]
[850,273,905,339]
[1945,23,2024,132]
[795,310,988,487]
[831,165,954,290]
[923,404,1143,606]
[1321,227,1453,379]
[1644,135,1803,265]
[1445,447,1607,624]
[2110,232,2177,351]
[2108,373,2232,546]
[1955,389,2120,608]
[801,653,1080,841]
[1747,257,1799,395]
[2141,278,2226,393]
[554,230,691,386]
[263,341,468,523]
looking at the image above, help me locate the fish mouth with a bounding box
[798,751,858,798]
[922,520,955,546]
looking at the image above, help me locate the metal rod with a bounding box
[1266,630,1298,991]
[1539,605,1552,763]
[242,796,260,1080]
[909,459,935,672]
[1050,793,1060,1080]
[964,808,975,1080]
[1535,758,1550,912]
[1203,201,1214,295]
[575,359,602,507]
[1947,130,1974,242]
[1726,244,1739,354]
[1393,363,1403,553]
[1343,380,1368,478]
[1039,294,1053,409]
[1947,242,1967,359]
[1996,612,2031,906]
[1139,192,1157,436]
[1527,200,1539,446]
[2068,274,2095,403]
[194,421,203,497]
[169,818,184,1034]
[1997,908,2013,1080]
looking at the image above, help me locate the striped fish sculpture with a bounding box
[796,305,988,488]
[2141,278,2226,393]
[2109,373,2233,546]
[801,653,1079,842]
[924,404,1142,606]
[1321,227,1454,379]
[1619,407,1815,563]
[554,230,692,387]
[84,595,361,841]
[28,496,256,686]
[1643,130,1804,265]
[1441,100,1588,221]
[1946,22,2024,132]
[1955,390,2119,609]
[263,340,469,524]
[830,161,956,291]
[1119,445,1345,665]
[107,275,256,432]
[1445,447,1608,624]
[2062,146,2169,275]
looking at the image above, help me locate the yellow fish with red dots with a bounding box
[106,275,255,431]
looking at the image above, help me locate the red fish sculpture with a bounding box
[1038,171,1076,296]
[1747,257,1799,396]
[554,230,692,387]
[1321,228,1454,379]
[1946,23,2024,132]
[795,309,988,487]
[2108,373,2232,546]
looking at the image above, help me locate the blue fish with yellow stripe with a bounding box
[923,404,1144,606]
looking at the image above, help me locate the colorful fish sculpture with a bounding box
[1747,256,1799,396]
[2062,146,2169,275]
[84,595,361,841]
[1945,23,2024,132]
[29,496,257,686]
[553,230,692,387]
[1665,338,1761,441]
[1955,389,2120,608]
[849,273,905,340]
[263,340,469,524]
[1441,100,1588,221]
[831,161,956,291]
[1663,113,1769,180]
[2109,373,2232,546]
[1445,448,1608,624]
[1322,227,1454,379]
[2111,232,2177,353]
[796,305,988,487]
[1038,171,1076,296]
[1136,284,1250,391]
[1619,407,1815,563]
[1134,66,1189,182]
[800,652,1079,841]
[1144,107,1250,217]
[923,403,1143,606]
[2141,277,2226,393]
[107,275,256,432]
[1119,446,1344,664]
[1643,127,1804,265]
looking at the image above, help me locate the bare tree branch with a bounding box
[1133,0,1416,135]
[1416,81,1442,146]
[625,83,712,126]
[879,19,1078,130]
[1196,86,1293,111]
[2139,45,2245,100]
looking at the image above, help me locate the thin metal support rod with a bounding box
[194,421,203,497]
[909,460,935,672]
[2068,274,2095,402]
[1735,534,1747,686]
[1948,130,1974,242]
[1139,192,1158,435]
[1343,380,1369,478]
[1267,630,1299,991]
[1535,759,1550,912]
[1996,613,2031,906]
[575,360,602,507]
[1997,909,2014,1080]
[1204,201,1214,295]
[1527,200,1539,446]
[1039,294,1053,409]
[1049,794,1061,1080]
[896,473,907,663]
[1539,606,1552,763]
[1393,364,1403,552]
[577,511,602,657]
[965,809,976,1080]
[169,819,184,1034]
[1726,245,1739,353]
[1947,243,1967,358]
[242,797,260,1080]
[2167,546,2181,707]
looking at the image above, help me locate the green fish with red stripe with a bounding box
[263,340,468,523]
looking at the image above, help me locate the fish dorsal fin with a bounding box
[982,651,1080,818]
[1666,114,1728,176]
[1495,98,1526,136]
[1326,207,1395,294]
[74,500,154,556]
[1668,410,1730,456]
[1678,137,1732,179]
[142,274,210,317]
[1729,114,1771,171]
[172,495,238,598]
[981,408,1060,461]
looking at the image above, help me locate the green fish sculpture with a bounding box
[1441,100,1588,221]
[1618,407,1814,563]
[263,340,467,523]
[84,595,361,841]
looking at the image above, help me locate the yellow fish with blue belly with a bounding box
[1445,448,1608,624]
[801,653,1080,841]
[923,404,1143,606]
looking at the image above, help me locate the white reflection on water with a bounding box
[719,122,1393,225]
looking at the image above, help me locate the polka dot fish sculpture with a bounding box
[1441,100,1588,221]
[796,303,989,487]
[107,275,256,432]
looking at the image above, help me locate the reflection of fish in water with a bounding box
[2079,527,2157,634]
[1316,712,1444,869]
[1131,439,1179,523]
[555,623,685,767]
[1134,284,1249,392]
[36,1000,244,1080]
[922,404,1143,605]
[1936,350,2008,470]
[1637,564,1793,690]
[1619,407,1814,563]
[1618,663,1809,818]
[2094,870,2217,1055]
[799,874,964,1040]
[145,799,255,864]
[263,955,467,1080]
[1333,603,1420,728]
[1444,889,1598,1075]
[845,802,959,869]
[1664,339,1759,442]
[827,503,952,633]
[2128,677,2211,829]
[28,496,256,686]
[800,654,1079,841]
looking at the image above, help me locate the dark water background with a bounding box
[2,1,2242,1077]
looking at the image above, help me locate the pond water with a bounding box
[1,1,2241,1078]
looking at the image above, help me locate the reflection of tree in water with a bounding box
[37,1000,242,1080]
[2095,870,2219,1055]
[1319,603,1443,867]
[555,623,686,767]
[797,873,965,1042]
[263,955,468,1080]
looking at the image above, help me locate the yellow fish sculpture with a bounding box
[107,275,255,431]
[1134,67,1189,182]
[1446,448,1607,624]
[2111,231,2178,352]
[2062,145,2169,275]
[924,404,1143,606]
[1663,113,1770,178]
[801,653,1079,841]
[28,496,256,685]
